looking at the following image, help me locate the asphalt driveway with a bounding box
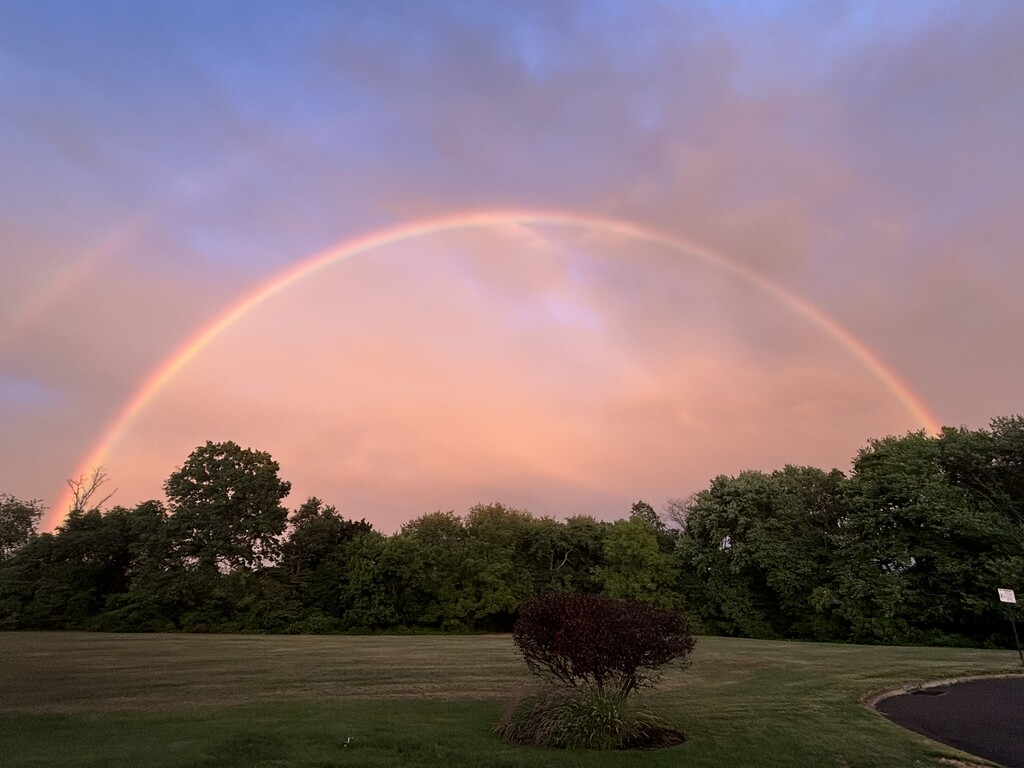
[877,676,1024,768]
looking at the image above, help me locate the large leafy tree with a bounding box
[837,430,1023,644]
[281,498,373,625]
[164,441,291,572]
[0,501,172,630]
[395,511,469,628]
[3,506,138,629]
[596,517,679,608]
[521,515,599,594]
[460,503,539,630]
[553,515,610,593]
[939,418,1024,617]
[332,530,423,629]
[629,499,674,551]
[281,497,371,583]
[938,416,1024,525]
[676,466,848,639]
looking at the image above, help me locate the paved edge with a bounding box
[862,672,1024,709]
[862,673,1024,768]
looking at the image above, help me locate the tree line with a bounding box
[1,416,1022,646]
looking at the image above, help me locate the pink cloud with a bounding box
[87,225,922,531]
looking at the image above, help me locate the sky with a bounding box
[2,0,1022,533]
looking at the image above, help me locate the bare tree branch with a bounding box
[663,494,697,531]
[66,467,116,512]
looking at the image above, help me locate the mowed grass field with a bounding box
[1,632,1020,768]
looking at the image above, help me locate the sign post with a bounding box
[998,589,1023,665]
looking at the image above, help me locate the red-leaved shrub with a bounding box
[512,592,695,697]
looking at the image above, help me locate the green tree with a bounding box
[2,506,140,628]
[164,441,291,572]
[0,533,55,628]
[596,517,679,608]
[838,430,1023,645]
[281,497,371,584]
[0,500,177,631]
[0,494,45,560]
[522,516,598,594]
[282,499,374,629]
[629,500,660,530]
[556,515,610,593]
[676,467,848,639]
[989,415,1024,522]
[396,511,469,628]
[91,501,180,632]
[938,416,1024,525]
[333,530,421,629]
[460,503,539,630]
[630,499,675,552]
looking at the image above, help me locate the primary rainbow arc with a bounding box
[48,208,940,530]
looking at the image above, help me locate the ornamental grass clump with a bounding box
[496,592,695,750]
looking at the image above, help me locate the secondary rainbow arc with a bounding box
[48,208,940,530]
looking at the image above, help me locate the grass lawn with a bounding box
[1,632,1019,767]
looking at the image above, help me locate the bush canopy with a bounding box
[512,591,695,697]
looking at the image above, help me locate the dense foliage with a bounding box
[0,494,44,560]
[2,418,1023,646]
[513,592,694,696]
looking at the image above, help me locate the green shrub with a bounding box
[494,686,682,750]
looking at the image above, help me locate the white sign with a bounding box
[998,589,1017,604]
